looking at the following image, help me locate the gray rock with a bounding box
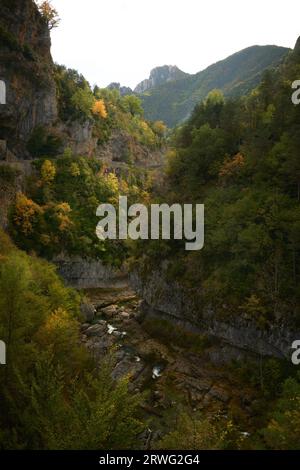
[134,65,188,93]
[101,305,119,318]
[54,255,127,289]
[80,303,95,322]
[130,268,300,361]
[85,324,107,337]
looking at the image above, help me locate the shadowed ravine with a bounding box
[82,285,257,445]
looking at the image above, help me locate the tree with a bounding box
[41,159,56,184]
[152,120,167,138]
[0,253,34,375]
[263,375,300,449]
[219,153,245,179]
[71,87,94,120]
[13,354,144,450]
[122,95,144,117]
[92,100,108,119]
[157,412,242,450]
[37,1,60,31]
[35,308,88,378]
[13,193,43,236]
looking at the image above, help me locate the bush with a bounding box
[27,126,63,158]
[0,164,20,184]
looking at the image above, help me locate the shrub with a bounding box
[27,126,63,158]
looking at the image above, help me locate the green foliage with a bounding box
[54,66,165,150]
[3,354,143,450]
[71,87,94,120]
[54,65,94,122]
[262,373,300,449]
[0,165,20,184]
[9,154,150,265]
[142,317,210,354]
[122,95,144,116]
[151,43,300,324]
[0,232,144,449]
[0,25,35,60]
[27,126,63,158]
[157,412,244,450]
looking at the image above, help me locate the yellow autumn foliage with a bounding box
[41,159,56,183]
[92,99,108,119]
[13,193,43,235]
[54,202,73,232]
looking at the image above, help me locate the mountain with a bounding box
[107,82,133,96]
[134,65,189,94]
[137,45,290,127]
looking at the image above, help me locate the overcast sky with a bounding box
[49,0,300,90]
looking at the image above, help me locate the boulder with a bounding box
[80,302,95,322]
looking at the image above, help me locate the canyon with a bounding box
[1,1,299,445]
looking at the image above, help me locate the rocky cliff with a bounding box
[0,0,162,168]
[131,267,300,361]
[54,255,128,289]
[0,0,58,160]
[134,65,189,94]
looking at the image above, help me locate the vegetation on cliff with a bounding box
[137,39,300,329]
[0,230,143,449]
[9,153,152,264]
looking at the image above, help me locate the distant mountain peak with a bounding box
[138,45,290,127]
[134,65,189,94]
[107,82,133,96]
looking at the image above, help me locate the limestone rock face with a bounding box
[130,268,300,361]
[96,129,165,168]
[59,120,97,158]
[134,65,188,94]
[0,0,58,159]
[53,255,128,289]
[0,0,165,167]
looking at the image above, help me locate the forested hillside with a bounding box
[138,45,289,127]
[136,37,300,329]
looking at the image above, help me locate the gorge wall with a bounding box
[54,255,128,289]
[0,0,57,160]
[131,268,299,361]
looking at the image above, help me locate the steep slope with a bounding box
[0,0,57,160]
[139,45,289,127]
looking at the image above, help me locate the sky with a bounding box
[49,0,300,90]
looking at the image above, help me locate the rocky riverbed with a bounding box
[80,285,258,445]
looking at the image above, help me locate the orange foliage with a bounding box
[219,153,245,178]
[92,99,108,119]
